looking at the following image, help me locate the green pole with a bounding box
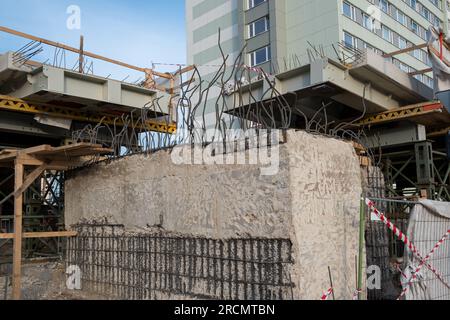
[357,196,366,300]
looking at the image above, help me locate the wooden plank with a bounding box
[409,68,433,76]
[17,145,51,156]
[0,26,173,80]
[0,231,77,240]
[359,156,372,167]
[62,147,113,157]
[24,231,77,239]
[16,154,45,166]
[0,144,113,170]
[352,141,366,152]
[174,65,195,75]
[0,165,46,207]
[31,143,103,156]
[0,26,145,73]
[428,126,450,137]
[14,165,47,198]
[12,161,23,300]
[41,142,101,153]
[0,151,18,163]
[0,149,17,155]
[47,159,90,169]
[382,43,428,58]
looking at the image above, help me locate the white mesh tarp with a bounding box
[403,200,450,300]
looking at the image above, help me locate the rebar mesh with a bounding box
[66,224,295,300]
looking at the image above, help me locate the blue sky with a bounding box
[0,0,186,81]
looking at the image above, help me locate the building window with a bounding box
[399,62,410,73]
[343,2,355,19]
[429,0,441,9]
[379,0,389,13]
[396,10,406,26]
[421,6,430,20]
[424,75,434,88]
[399,37,407,49]
[382,25,393,43]
[363,14,374,31]
[249,46,271,66]
[413,49,421,60]
[363,42,374,51]
[343,32,355,48]
[248,0,266,10]
[248,16,269,38]
[414,74,423,82]
[402,0,441,25]
[411,21,419,35]
[433,16,441,28]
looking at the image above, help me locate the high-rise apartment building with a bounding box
[186,0,449,126]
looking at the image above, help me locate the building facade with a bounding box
[186,0,449,127]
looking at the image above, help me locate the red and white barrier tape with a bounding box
[366,199,417,252]
[244,65,262,73]
[397,229,450,300]
[242,65,276,77]
[395,263,408,279]
[365,199,450,290]
[321,287,333,300]
[352,289,362,300]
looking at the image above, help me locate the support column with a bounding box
[383,159,394,197]
[444,0,449,36]
[415,141,435,199]
[12,161,23,300]
[78,35,84,73]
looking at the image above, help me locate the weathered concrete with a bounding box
[0,262,66,300]
[66,144,292,239]
[65,130,363,300]
[0,261,111,300]
[286,131,361,300]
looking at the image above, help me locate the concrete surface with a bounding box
[286,131,362,300]
[0,51,171,116]
[65,130,363,300]
[0,262,80,300]
[65,149,291,239]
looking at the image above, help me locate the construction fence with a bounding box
[365,197,450,300]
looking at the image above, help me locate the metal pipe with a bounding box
[368,197,420,205]
[328,266,335,300]
[0,173,13,189]
[432,150,448,158]
[3,275,9,300]
[0,192,13,207]
[357,196,365,300]
[444,0,449,37]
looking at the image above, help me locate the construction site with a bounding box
[0,0,450,303]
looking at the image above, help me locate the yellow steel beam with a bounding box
[0,95,177,134]
[355,102,444,127]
